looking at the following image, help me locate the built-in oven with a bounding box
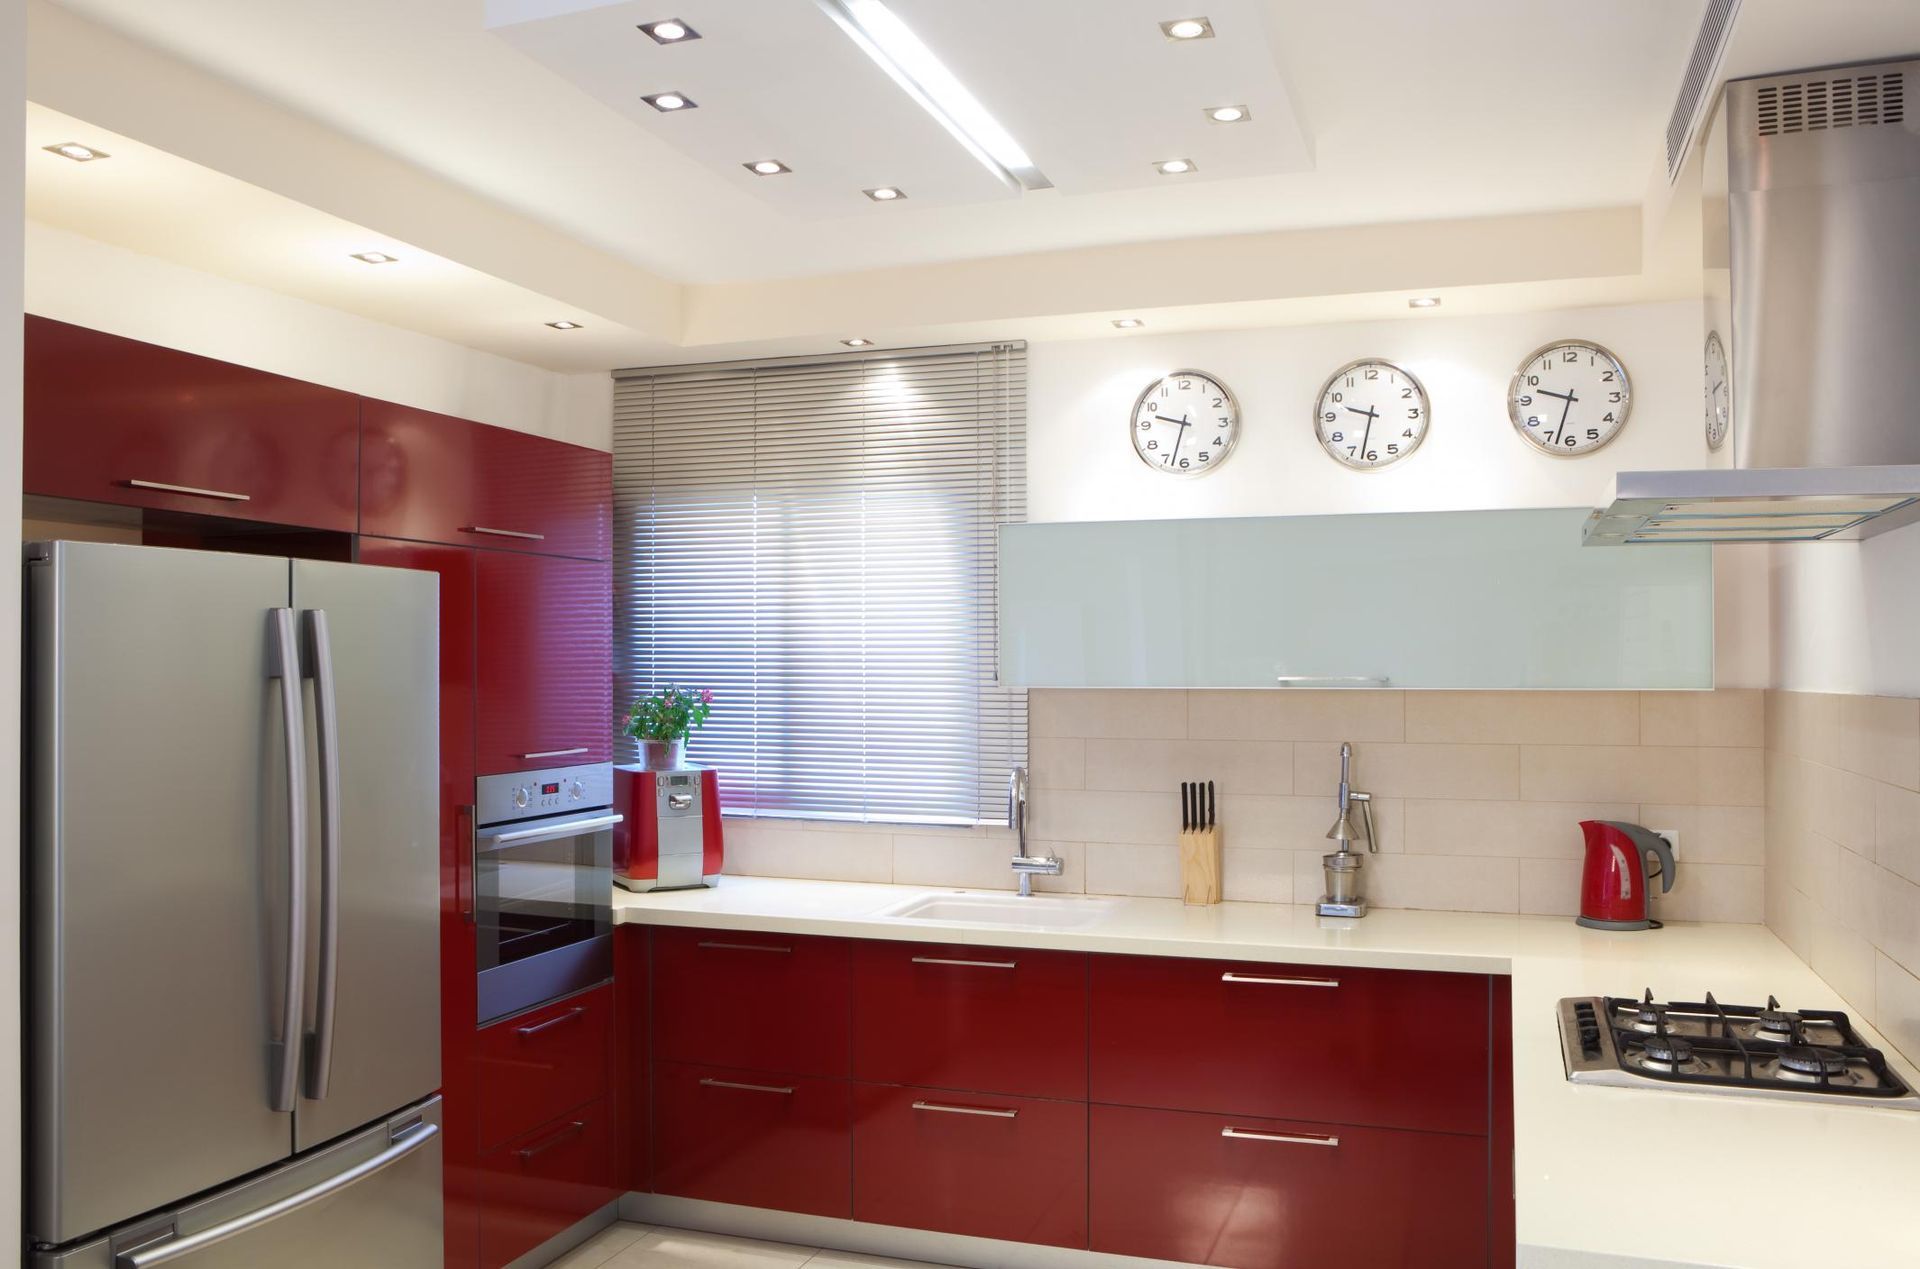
[472,764,618,1024]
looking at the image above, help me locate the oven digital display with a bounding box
[540,782,561,795]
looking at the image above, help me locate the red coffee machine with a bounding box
[613,765,724,891]
[1576,820,1677,931]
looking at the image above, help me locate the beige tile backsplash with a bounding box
[721,688,1767,920]
[1764,690,1920,1063]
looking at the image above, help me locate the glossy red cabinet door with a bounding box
[1091,956,1491,1136]
[474,985,612,1151]
[652,1062,851,1217]
[1090,1104,1488,1269]
[473,549,612,775]
[478,1099,618,1269]
[615,928,651,1194]
[24,315,359,530]
[653,929,851,1078]
[853,940,1087,1100]
[361,399,611,560]
[852,1083,1087,1249]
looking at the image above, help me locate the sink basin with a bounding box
[879,891,1119,929]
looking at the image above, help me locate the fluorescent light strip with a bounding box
[814,0,1050,192]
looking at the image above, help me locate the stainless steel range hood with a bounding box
[1587,57,1920,545]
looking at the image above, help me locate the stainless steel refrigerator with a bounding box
[25,541,444,1268]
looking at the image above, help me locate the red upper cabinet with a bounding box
[474,549,613,775]
[24,315,359,531]
[360,399,611,560]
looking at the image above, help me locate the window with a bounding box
[613,342,1027,826]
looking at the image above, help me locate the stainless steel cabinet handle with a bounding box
[1221,1127,1339,1147]
[1274,676,1389,686]
[477,813,623,847]
[302,610,341,1103]
[521,746,590,759]
[115,1120,439,1267]
[912,1100,1018,1119]
[516,1006,587,1038]
[699,1077,794,1095]
[123,478,251,503]
[463,525,546,541]
[697,941,791,954]
[267,609,307,1116]
[459,804,477,925]
[1220,973,1339,987]
[515,1120,586,1161]
[912,956,1017,970]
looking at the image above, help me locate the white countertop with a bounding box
[614,877,1920,1269]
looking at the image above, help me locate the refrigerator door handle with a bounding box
[301,609,342,1103]
[267,609,308,1116]
[111,1119,440,1268]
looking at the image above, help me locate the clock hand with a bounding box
[1535,388,1576,402]
[1550,389,1578,444]
[1166,415,1191,463]
[1352,404,1379,459]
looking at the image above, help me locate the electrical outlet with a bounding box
[1652,828,1680,859]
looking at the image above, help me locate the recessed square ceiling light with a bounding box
[1160,17,1214,40]
[638,19,700,43]
[745,159,792,176]
[350,251,399,264]
[1408,296,1442,308]
[863,186,907,202]
[1154,158,1197,175]
[641,91,697,112]
[1112,318,1144,329]
[546,320,584,330]
[44,142,109,162]
[1206,104,1250,123]
[842,337,875,347]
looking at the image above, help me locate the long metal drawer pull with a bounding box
[697,940,791,954]
[303,609,341,1103]
[516,1006,587,1038]
[267,609,308,1116]
[1274,675,1390,686]
[700,1078,795,1095]
[912,1101,1018,1119]
[460,804,477,925]
[462,525,546,541]
[515,1120,587,1161]
[124,478,251,502]
[478,813,623,847]
[1220,973,1339,988]
[911,956,1018,970]
[116,1120,439,1267]
[1222,1127,1340,1147]
[521,746,590,759]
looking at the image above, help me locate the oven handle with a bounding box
[476,813,623,848]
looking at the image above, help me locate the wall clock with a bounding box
[1704,330,1730,451]
[1131,369,1239,475]
[1507,340,1631,456]
[1313,358,1429,470]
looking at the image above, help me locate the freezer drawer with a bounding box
[32,1098,443,1269]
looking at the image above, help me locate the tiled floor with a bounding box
[548,1223,958,1269]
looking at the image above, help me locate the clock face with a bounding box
[1314,358,1429,470]
[1704,330,1730,451]
[1131,370,1239,475]
[1508,341,1631,456]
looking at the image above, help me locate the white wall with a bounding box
[5,0,27,1258]
[25,222,613,450]
[1766,528,1920,698]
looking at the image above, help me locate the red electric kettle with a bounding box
[1576,820,1677,931]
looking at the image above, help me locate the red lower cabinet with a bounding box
[652,929,851,1078]
[652,1061,851,1217]
[478,1099,617,1269]
[473,985,612,1151]
[1090,1104,1488,1269]
[852,1083,1087,1249]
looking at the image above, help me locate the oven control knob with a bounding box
[512,786,529,809]
[569,781,584,800]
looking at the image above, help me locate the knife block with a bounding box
[1179,826,1222,905]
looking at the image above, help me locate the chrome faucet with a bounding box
[1007,766,1060,897]
[1318,741,1378,918]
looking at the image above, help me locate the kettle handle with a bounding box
[1599,820,1676,894]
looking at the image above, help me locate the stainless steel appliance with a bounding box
[1588,56,1920,545]
[1317,741,1377,918]
[1558,991,1920,1109]
[25,540,444,1266]
[473,763,617,1024]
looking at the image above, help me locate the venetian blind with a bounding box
[612,343,1028,826]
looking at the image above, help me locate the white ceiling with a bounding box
[40,0,1704,285]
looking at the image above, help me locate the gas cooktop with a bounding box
[1559,990,1920,1109]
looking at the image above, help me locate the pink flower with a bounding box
[701,688,713,704]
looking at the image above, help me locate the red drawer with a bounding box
[853,1083,1087,1249]
[652,1061,850,1218]
[615,928,651,1193]
[1091,955,1490,1135]
[1090,1104,1488,1269]
[475,985,611,1151]
[478,1098,617,1269]
[853,940,1087,1100]
[653,928,850,1077]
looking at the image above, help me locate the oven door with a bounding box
[473,810,617,1024]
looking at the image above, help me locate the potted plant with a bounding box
[624,685,713,770]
